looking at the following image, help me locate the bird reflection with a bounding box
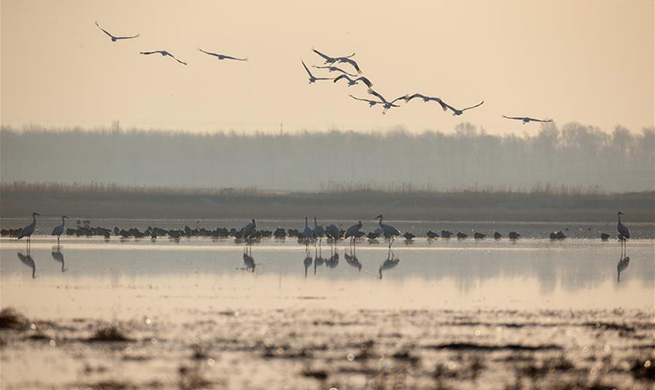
[344,251,362,272]
[243,252,256,272]
[378,253,400,279]
[314,247,325,275]
[326,252,339,269]
[51,246,67,272]
[617,256,630,282]
[17,252,36,279]
[303,255,313,278]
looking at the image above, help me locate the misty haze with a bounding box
[2,123,653,192]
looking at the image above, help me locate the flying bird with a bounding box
[404,93,448,111]
[367,89,405,114]
[502,115,552,124]
[140,51,187,65]
[312,48,355,66]
[198,48,248,61]
[333,74,373,88]
[301,60,331,83]
[95,22,139,42]
[442,100,484,116]
[312,65,357,77]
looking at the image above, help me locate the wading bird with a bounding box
[313,217,324,247]
[301,60,331,83]
[375,215,401,249]
[345,221,363,252]
[140,51,187,65]
[304,217,313,247]
[312,65,357,77]
[52,215,68,245]
[617,211,630,254]
[198,48,248,61]
[442,100,484,116]
[403,93,448,111]
[18,213,39,249]
[502,115,552,124]
[333,74,373,88]
[95,22,139,42]
[243,219,256,252]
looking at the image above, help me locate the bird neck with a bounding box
[618,214,622,223]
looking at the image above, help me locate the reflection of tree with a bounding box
[1,125,652,191]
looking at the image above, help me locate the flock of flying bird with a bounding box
[95,22,248,66]
[303,48,553,121]
[95,21,552,122]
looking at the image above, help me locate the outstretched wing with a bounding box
[333,74,351,84]
[356,76,373,88]
[502,115,524,121]
[532,118,552,123]
[461,100,484,112]
[198,48,219,57]
[115,34,139,40]
[140,51,160,55]
[350,94,377,104]
[223,55,247,61]
[169,53,187,65]
[339,57,361,74]
[367,88,388,103]
[390,95,407,104]
[95,22,116,39]
[441,100,458,113]
[405,93,424,102]
[312,48,334,61]
[301,60,314,77]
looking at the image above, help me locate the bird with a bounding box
[494,232,502,240]
[313,217,324,246]
[502,115,552,124]
[442,100,484,116]
[198,48,247,61]
[326,224,341,240]
[426,230,439,239]
[301,60,331,83]
[457,232,468,240]
[600,233,610,241]
[617,212,630,240]
[335,56,362,74]
[18,212,39,248]
[403,93,448,111]
[474,232,486,240]
[403,232,415,241]
[441,230,453,239]
[367,89,405,114]
[333,74,373,88]
[375,215,401,249]
[242,219,256,251]
[95,22,139,42]
[350,94,384,107]
[345,221,363,250]
[140,51,187,65]
[304,217,313,246]
[312,65,357,77]
[51,215,68,245]
[312,48,356,66]
[508,232,521,240]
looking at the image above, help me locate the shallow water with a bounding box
[1,234,654,390]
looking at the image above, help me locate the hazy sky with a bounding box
[1,0,653,134]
